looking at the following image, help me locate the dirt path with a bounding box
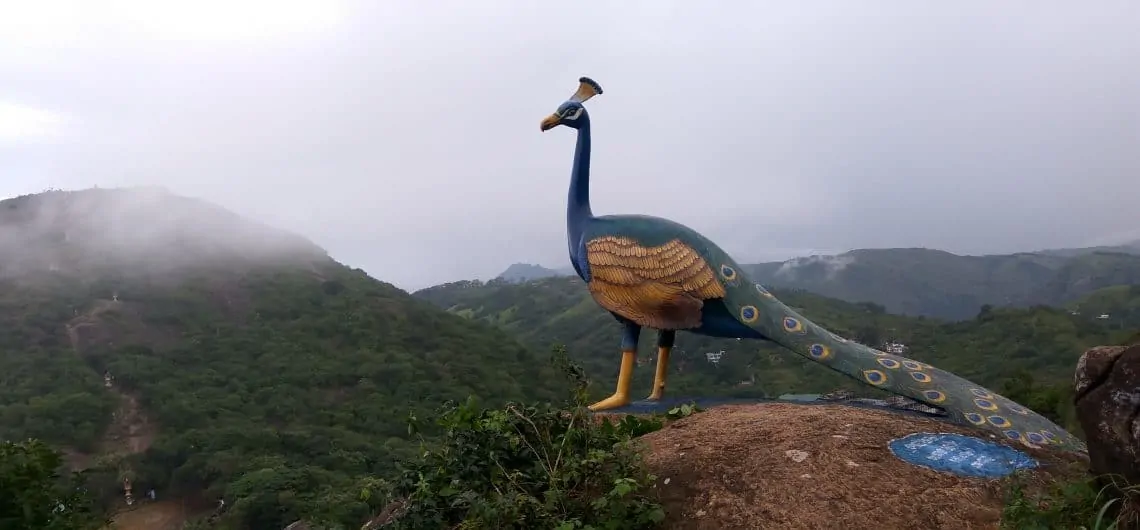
[65,298,158,463]
[110,501,189,530]
[65,298,118,352]
[64,299,187,530]
[96,393,200,530]
[65,296,158,458]
[99,389,156,458]
[110,500,214,530]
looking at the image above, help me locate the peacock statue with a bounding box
[539,76,1084,453]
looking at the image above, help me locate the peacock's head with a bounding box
[540,77,603,132]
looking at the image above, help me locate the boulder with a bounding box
[641,403,1081,529]
[1074,344,1140,527]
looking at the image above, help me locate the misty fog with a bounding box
[0,188,327,278]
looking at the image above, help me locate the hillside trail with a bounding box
[66,298,158,461]
[65,298,194,530]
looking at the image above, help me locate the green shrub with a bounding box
[0,439,106,530]
[1001,472,1132,530]
[377,347,666,530]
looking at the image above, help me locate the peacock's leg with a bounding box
[646,330,675,401]
[588,319,641,412]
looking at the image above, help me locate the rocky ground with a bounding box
[639,403,1086,530]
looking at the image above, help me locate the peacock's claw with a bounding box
[588,393,631,412]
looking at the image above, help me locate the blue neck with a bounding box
[566,116,593,245]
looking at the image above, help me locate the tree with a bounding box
[0,439,105,530]
[852,325,882,348]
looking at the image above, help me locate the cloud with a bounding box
[109,0,344,42]
[774,254,857,281]
[0,1,343,43]
[0,101,66,141]
[0,1,1137,290]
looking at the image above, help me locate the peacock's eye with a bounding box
[562,107,583,120]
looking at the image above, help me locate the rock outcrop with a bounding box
[641,403,1081,530]
[1074,344,1140,527]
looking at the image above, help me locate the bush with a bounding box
[376,347,666,530]
[0,439,106,530]
[1001,472,1132,530]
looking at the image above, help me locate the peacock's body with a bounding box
[540,77,1083,453]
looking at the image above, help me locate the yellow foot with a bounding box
[645,391,663,402]
[588,393,631,412]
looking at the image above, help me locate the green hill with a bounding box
[0,188,563,529]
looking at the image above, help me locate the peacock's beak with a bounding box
[540,114,560,132]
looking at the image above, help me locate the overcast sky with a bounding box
[2,1,1138,290]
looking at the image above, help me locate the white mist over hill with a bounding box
[0,187,328,278]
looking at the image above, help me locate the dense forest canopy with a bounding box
[1,263,572,528]
[0,189,568,528]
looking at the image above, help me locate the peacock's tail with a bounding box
[717,264,1086,453]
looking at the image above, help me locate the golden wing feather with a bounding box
[585,236,726,329]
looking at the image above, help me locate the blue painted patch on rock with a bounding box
[888,432,1038,478]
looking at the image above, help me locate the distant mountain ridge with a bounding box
[497,263,574,282]
[1035,240,1140,258]
[494,242,1140,320]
